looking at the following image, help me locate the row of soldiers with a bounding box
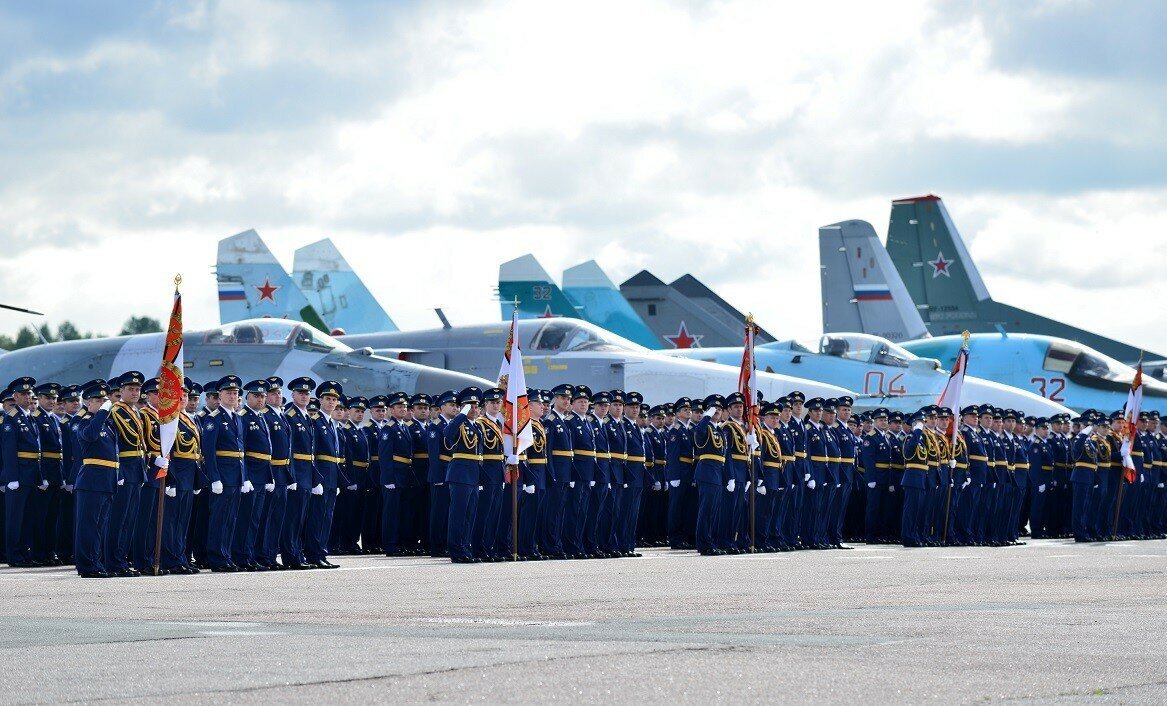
[3,373,1165,576]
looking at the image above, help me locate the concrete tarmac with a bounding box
[1,539,1166,704]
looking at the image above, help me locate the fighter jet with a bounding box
[216,230,328,331]
[339,317,854,405]
[292,239,398,335]
[886,194,1161,362]
[618,271,777,349]
[819,216,1164,413]
[0,318,489,397]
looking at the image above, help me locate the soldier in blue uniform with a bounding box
[1069,411,1100,542]
[665,397,695,550]
[599,390,627,558]
[256,377,290,569]
[581,390,611,558]
[899,409,930,547]
[799,398,830,549]
[378,391,412,556]
[359,395,386,554]
[27,382,62,566]
[335,396,370,554]
[470,388,506,561]
[72,381,119,577]
[783,393,808,548]
[562,386,596,559]
[201,375,246,571]
[303,380,343,569]
[540,384,574,559]
[445,387,483,563]
[1027,417,1055,539]
[160,380,201,574]
[756,401,785,551]
[280,377,316,569]
[426,391,457,557]
[622,393,650,557]
[133,378,167,574]
[717,392,749,553]
[407,394,433,556]
[861,408,892,544]
[106,371,145,576]
[230,379,273,570]
[954,406,987,545]
[693,394,727,555]
[516,389,548,560]
[645,405,669,547]
[56,384,82,565]
[188,379,216,568]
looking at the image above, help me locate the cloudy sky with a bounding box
[2,0,1166,351]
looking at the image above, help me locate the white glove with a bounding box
[746,431,759,453]
[506,455,519,465]
[949,459,957,469]
[1037,484,1046,493]
[117,479,125,486]
[1140,474,1145,482]
[1159,482,1165,489]
[757,485,767,496]
[589,480,596,487]
[241,480,254,493]
[569,481,575,488]
[154,457,169,470]
[652,481,662,491]
[100,400,112,412]
[64,484,73,492]
[384,483,396,490]
[38,480,48,491]
[478,485,483,491]
[165,486,177,498]
[211,480,223,494]
[287,483,298,491]
[623,482,628,488]
[336,488,340,496]
[347,484,358,491]
[311,484,324,495]
[807,479,816,490]
[523,484,535,494]
[669,479,680,488]
[867,481,876,489]
[194,489,201,495]
[745,481,752,492]
[961,478,971,489]
[459,404,471,415]
[726,479,736,493]
[265,483,275,492]
[803,473,810,482]
[888,485,895,492]
[7,481,19,491]
[913,422,924,431]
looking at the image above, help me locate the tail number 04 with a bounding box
[1030,377,1066,402]
[864,371,906,396]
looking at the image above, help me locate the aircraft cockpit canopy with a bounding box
[526,319,645,353]
[200,320,351,354]
[799,333,916,368]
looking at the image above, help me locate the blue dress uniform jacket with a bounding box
[964,425,989,485]
[524,420,548,490]
[264,406,292,487]
[427,416,451,485]
[625,417,649,488]
[804,422,830,485]
[568,414,597,483]
[73,407,121,574]
[591,415,611,487]
[63,411,86,487]
[202,409,245,487]
[665,422,694,485]
[477,416,507,486]
[312,414,343,490]
[32,408,63,488]
[693,418,729,485]
[240,407,274,486]
[379,421,414,487]
[861,430,892,486]
[443,413,483,561]
[284,406,315,487]
[836,423,858,485]
[2,407,43,486]
[110,402,146,485]
[606,416,626,486]
[544,413,574,485]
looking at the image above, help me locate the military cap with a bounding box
[435,390,457,406]
[410,393,432,407]
[872,407,890,419]
[214,375,240,392]
[805,398,824,411]
[550,384,573,398]
[1150,411,1161,420]
[856,412,870,423]
[6,377,33,394]
[348,396,368,411]
[368,395,388,409]
[33,382,60,397]
[141,378,159,395]
[788,391,805,404]
[889,411,904,423]
[313,380,341,399]
[203,379,220,395]
[82,380,110,400]
[638,403,650,416]
[836,395,854,408]
[760,402,782,416]
[822,398,837,413]
[266,376,284,390]
[116,371,145,388]
[649,404,668,417]
[673,396,692,411]
[960,405,979,416]
[1109,410,1124,421]
[938,407,952,418]
[909,410,925,423]
[307,399,320,413]
[609,389,625,404]
[540,390,553,404]
[725,392,745,407]
[1034,417,1049,428]
[992,408,1003,420]
[977,404,993,416]
[1002,409,1018,421]
[243,379,269,395]
[1023,415,1036,426]
[483,387,504,403]
[457,386,482,405]
[187,381,203,396]
[592,390,612,405]
[387,391,409,407]
[334,396,348,409]
[288,377,314,394]
[847,416,859,426]
[626,391,643,406]
[572,385,591,402]
[701,394,725,410]
[59,385,81,402]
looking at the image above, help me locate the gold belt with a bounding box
[83,458,118,468]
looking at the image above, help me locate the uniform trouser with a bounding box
[428,483,449,555]
[716,483,742,550]
[517,487,543,556]
[361,486,383,552]
[189,489,209,564]
[540,481,568,555]
[473,482,503,558]
[695,481,721,552]
[1009,472,1028,540]
[619,486,644,552]
[956,484,981,542]
[755,485,773,547]
[601,483,623,552]
[330,486,356,552]
[864,481,882,541]
[381,485,401,553]
[584,482,609,553]
[666,481,688,547]
[901,486,924,545]
[304,489,337,563]
[257,486,286,565]
[446,481,477,560]
[0,494,6,563]
[4,484,35,565]
[830,480,852,544]
[1089,474,1110,538]
[56,489,75,561]
[881,483,903,541]
[1072,481,1094,540]
[206,486,242,568]
[1030,481,1049,537]
[399,484,420,552]
[921,480,938,540]
[784,482,803,545]
[1118,480,1139,536]
[845,480,866,540]
[33,485,61,562]
[107,481,140,571]
[990,483,1011,543]
[683,481,699,543]
[415,484,431,552]
[799,484,823,546]
[133,484,162,572]
[562,482,590,556]
[769,487,789,546]
[161,489,194,570]
[74,489,113,574]
[281,487,309,564]
[232,486,267,566]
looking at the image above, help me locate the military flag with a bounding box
[1119,361,1143,483]
[738,315,759,432]
[498,305,533,470]
[156,279,184,479]
[936,332,970,446]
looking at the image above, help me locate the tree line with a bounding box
[0,316,163,351]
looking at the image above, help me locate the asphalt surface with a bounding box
[1,539,1166,704]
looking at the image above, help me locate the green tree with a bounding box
[119,316,163,336]
[56,321,92,341]
[14,326,41,349]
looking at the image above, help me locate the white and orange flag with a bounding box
[937,335,969,447]
[737,316,759,432]
[155,282,184,479]
[1120,362,1143,483]
[498,306,533,474]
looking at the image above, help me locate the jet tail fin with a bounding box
[819,219,929,342]
[292,239,397,335]
[498,254,580,320]
[562,260,660,348]
[216,230,327,330]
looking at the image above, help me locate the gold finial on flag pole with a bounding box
[961,330,971,348]
[174,274,182,288]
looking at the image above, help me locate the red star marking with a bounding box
[538,305,556,319]
[666,321,702,349]
[928,251,953,278]
[255,276,280,303]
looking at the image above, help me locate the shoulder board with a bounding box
[31,409,41,417]
[209,408,220,417]
[310,412,319,420]
[287,409,297,417]
[239,408,248,416]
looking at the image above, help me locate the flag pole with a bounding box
[510,296,520,562]
[152,274,182,576]
[746,314,756,554]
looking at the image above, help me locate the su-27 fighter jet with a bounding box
[216,230,396,335]
[819,214,1167,413]
[0,319,490,398]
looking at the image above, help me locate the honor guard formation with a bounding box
[1,374,1164,578]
